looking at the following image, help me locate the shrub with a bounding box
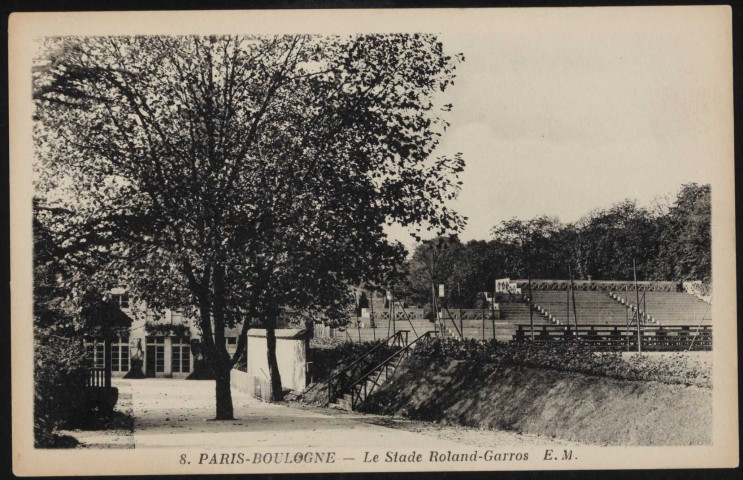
[34,329,88,447]
[308,339,400,382]
[421,303,434,321]
[410,337,711,388]
[294,338,403,406]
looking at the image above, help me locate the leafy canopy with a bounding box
[34,35,466,333]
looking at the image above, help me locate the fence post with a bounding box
[104,337,112,390]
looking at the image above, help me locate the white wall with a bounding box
[245,329,308,396]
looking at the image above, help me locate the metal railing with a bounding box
[344,331,433,410]
[513,324,712,351]
[325,330,409,406]
[86,367,107,387]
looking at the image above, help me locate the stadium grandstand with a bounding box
[317,278,712,350]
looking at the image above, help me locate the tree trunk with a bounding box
[265,323,283,401]
[211,264,235,419]
[214,363,234,420]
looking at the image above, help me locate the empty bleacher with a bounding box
[492,302,551,341]
[529,284,711,327]
[531,291,630,326]
[610,291,712,325]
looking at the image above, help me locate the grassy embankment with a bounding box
[359,355,711,446]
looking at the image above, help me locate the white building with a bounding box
[86,288,241,378]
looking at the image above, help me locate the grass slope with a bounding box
[360,357,711,446]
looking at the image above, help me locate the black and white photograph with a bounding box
[9,6,738,475]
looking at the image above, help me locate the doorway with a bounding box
[145,337,165,377]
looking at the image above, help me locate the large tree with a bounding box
[491,216,564,279]
[406,236,462,308]
[655,183,711,283]
[573,201,658,280]
[33,35,465,418]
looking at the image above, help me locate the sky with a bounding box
[385,9,728,250]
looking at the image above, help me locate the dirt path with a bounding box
[284,401,578,447]
[65,378,577,449]
[131,378,576,449]
[127,378,480,449]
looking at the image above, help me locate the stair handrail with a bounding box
[325,329,409,404]
[440,305,463,338]
[344,331,433,395]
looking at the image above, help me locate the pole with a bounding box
[491,288,496,341]
[387,291,392,337]
[634,259,642,353]
[370,289,375,341]
[566,279,571,337]
[528,273,534,341]
[458,279,463,340]
[104,337,112,390]
[482,297,485,341]
[570,266,578,332]
[625,298,630,351]
[431,280,444,337]
[431,282,438,337]
[391,290,396,336]
[103,309,112,390]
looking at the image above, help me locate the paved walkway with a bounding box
[67,378,570,449]
[122,378,479,449]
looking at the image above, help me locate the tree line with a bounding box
[403,183,711,309]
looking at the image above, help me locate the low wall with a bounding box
[237,328,308,400]
[230,369,273,402]
[360,357,711,446]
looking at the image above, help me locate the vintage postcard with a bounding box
[9,6,738,475]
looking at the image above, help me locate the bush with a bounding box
[34,330,88,447]
[410,338,711,388]
[308,339,400,382]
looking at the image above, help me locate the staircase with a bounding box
[529,290,639,326]
[607,291,657,324]
[326,330,433,411]
[329,362,401,410]
[528,301,561,325]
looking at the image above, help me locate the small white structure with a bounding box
[495,278,521,294]
[231,328,309,401]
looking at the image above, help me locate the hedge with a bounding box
[411,337,711,388]
[34,330,89,447]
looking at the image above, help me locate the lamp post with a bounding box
[634,260,642,353]
[439,284,446,336]
[386,289,395,336]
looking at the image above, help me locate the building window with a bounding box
[86,342,105,368]
[112,293,129,309]
[226,336,237,356]
[171,337,190,373]
[146,336,165,372]
[111,336,130,372]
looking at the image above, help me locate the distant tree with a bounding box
[407,236,462,308]
[491,216,564,279]
[455,240,497,307]
[485,187,710,284]
[34,35,464,416]
[574,201,658,280]
[656,183,711,283]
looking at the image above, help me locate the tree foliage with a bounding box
[405,184,711,307]
[33,34,465,416]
